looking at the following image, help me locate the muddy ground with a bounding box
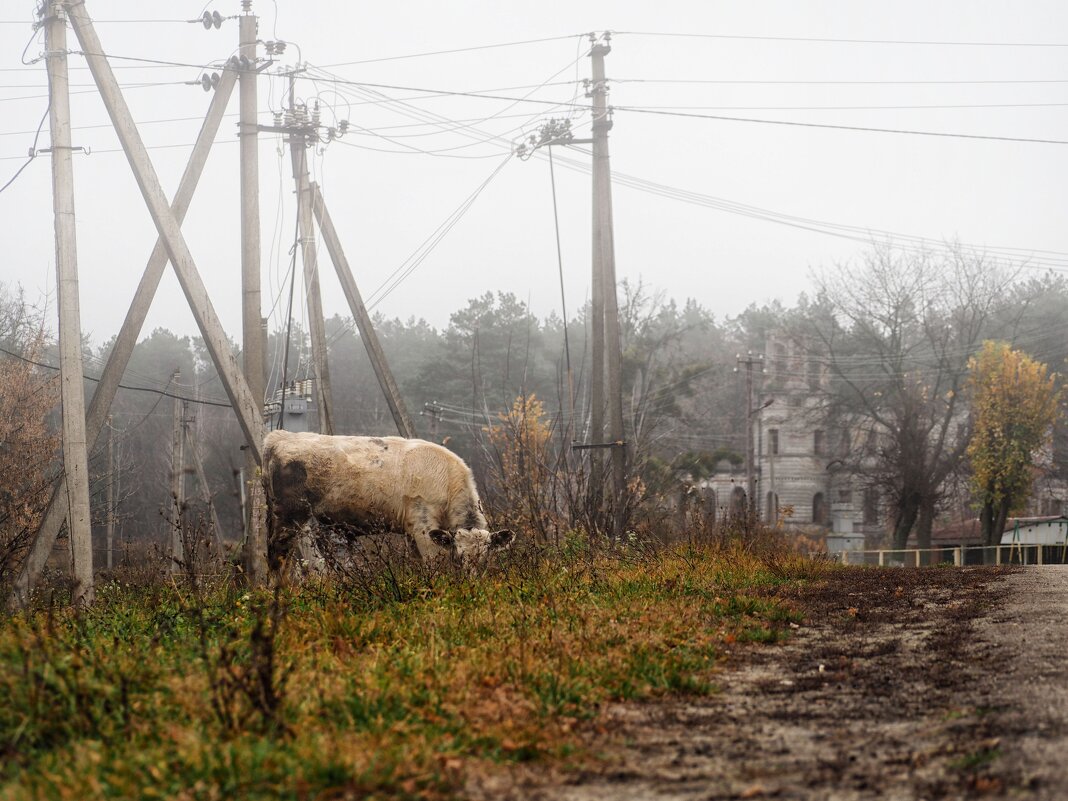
[469,565,1068,800]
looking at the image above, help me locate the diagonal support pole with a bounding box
[310,182,416,438]
[67,3,266,460]
[7,50,238,611]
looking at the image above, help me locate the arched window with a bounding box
[863,488,879,525]
[807,357,822,390]
[765,491,779,523]
[772,342,787,376]
[730,485,747,516]
[702,487,717,525]
[812,492,828,525]
[768,428,780,455]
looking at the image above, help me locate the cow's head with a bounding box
[429,527,516,569]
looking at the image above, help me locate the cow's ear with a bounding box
[490,529,515,549]
[429,529,454,547]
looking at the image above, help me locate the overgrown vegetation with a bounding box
[0,534,819,799]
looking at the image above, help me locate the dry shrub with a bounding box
[0,331,60,594]
[312,525,433,608]
[484,393,571,544]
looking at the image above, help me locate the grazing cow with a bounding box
[262,430,514,572]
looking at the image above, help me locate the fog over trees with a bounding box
[1,254,1067,572]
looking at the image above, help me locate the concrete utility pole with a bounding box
[45,2,93,605]
[106,416,115,570]
[288,77,335,434]
[8,66,237,611]
[239,3,268,584]
[170,377,187,572]
[422,401,443,440]
[589,34,627,539]
[736,352,764,517]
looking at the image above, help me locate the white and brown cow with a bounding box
[262,430,514,572]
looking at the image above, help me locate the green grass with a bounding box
[950,746,1001,771]
[0,538,813,800]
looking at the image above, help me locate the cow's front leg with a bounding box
[267,519,301,573]
[405,498,452,566]
[409,527,446,564]
[297,517,326,573]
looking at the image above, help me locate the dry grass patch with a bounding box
[1,537,814,799]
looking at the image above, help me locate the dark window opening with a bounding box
[812,492,828,526]
[863,488,879,526]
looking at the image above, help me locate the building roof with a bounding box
[999,516,1068,545]
[925,516,1068,546]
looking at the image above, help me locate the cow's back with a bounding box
[263,431,484,531]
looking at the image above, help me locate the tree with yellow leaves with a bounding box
[967,341,1062,546]
[485,393,561,543]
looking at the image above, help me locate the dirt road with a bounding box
[470,565,1068,800]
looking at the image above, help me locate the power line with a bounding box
[0,63,188,72]
[613,102,1068,112]
[318,34,585,67]
[0,345,234,407]
[324,153,512,346]
[613,106,1068,145]
[0,96,47,194]
[17,47,1064,146]
[614,77,1068,85]
[0,19,189,24]
[0,137,239,162]
[0,80,188,104]
[365,154,512,307]
[301,63,1068,270]
[612,30,1068,47]
[277,75,1068,145]
[546,149,1068,269]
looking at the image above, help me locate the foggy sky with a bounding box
[1,1,1065,346]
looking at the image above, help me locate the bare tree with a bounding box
[810,247,1015,550]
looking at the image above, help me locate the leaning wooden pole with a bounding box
[7,67,236,610]
[310,182,416,437]
[45,2,94,604]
